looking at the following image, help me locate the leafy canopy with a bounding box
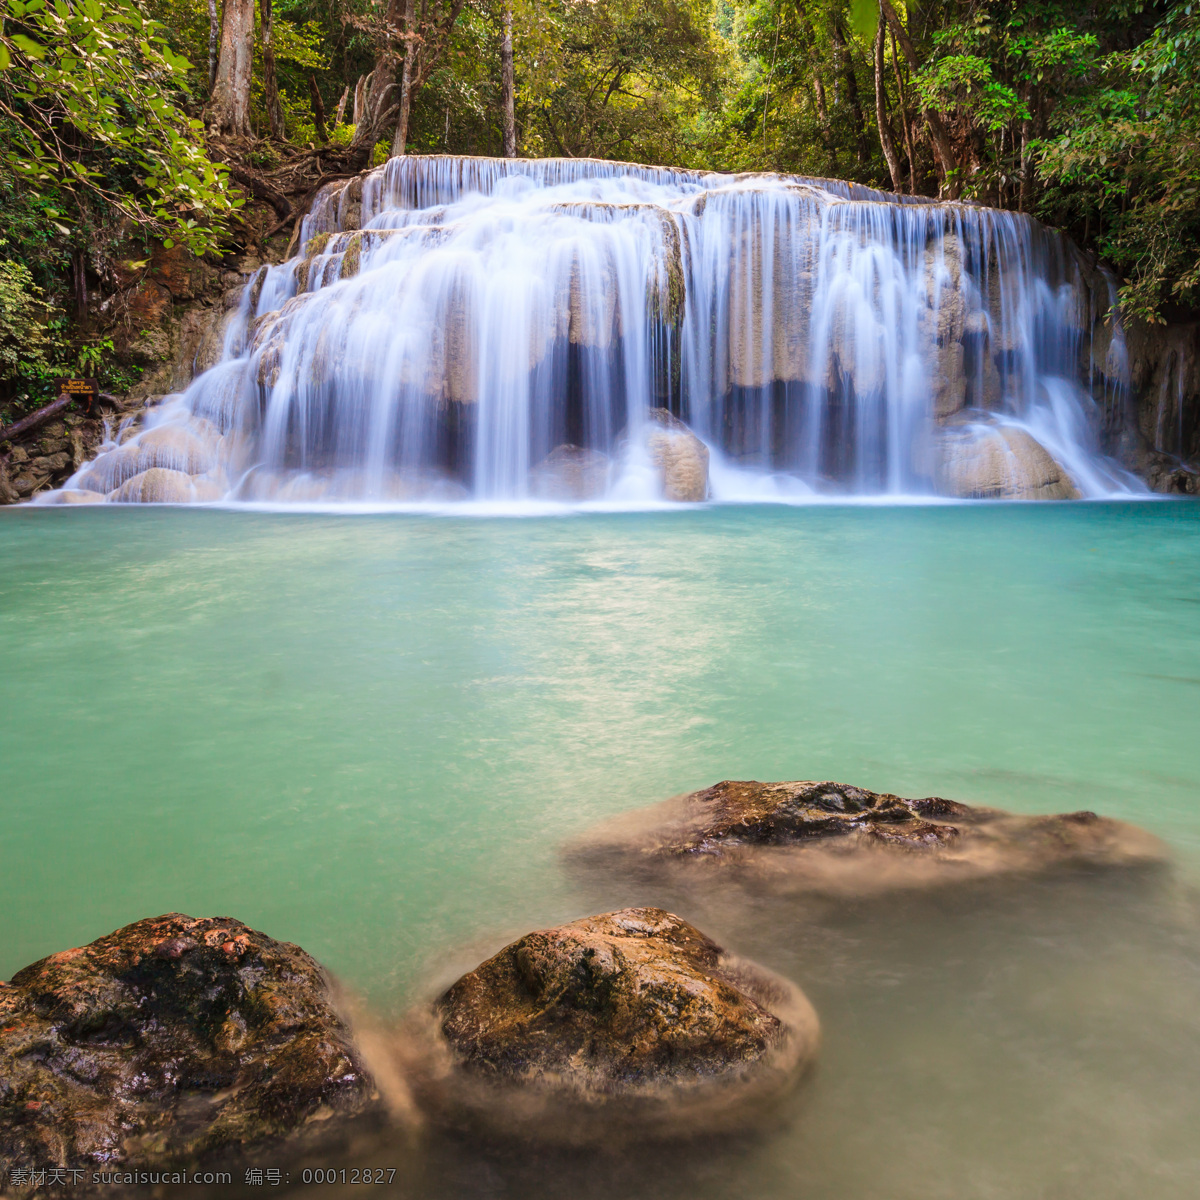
[0,0,240,255]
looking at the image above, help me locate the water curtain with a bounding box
[59,155,1140,504]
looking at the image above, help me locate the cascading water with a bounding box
[49,155,1144,506]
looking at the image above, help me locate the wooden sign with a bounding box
[55,377,99,414]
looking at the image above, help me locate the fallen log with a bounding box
[0,394,72,443]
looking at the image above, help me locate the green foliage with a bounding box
[1038,3,1200,321]
[2,0,1196,340]
[0,0,241,257]
[0,256,53,385]
[515,0,732,162]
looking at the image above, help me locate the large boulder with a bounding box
[933,422,1081,499]
[643,409,710,502]
[107,468,221,504]
[0,915,374,1176]
[417,907,817,1144]
[574,780,1166,898]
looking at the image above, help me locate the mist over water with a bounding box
[2,501,1198,1197]
[56,156,1140,505]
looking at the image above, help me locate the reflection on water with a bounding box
[1,500,1199,1198]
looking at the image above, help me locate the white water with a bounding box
[54,156,1143,505]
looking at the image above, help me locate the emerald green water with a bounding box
[3,501,1200,1198]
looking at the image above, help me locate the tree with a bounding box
[0,0,239,256]
[259,0,285,139]
[1039,2,1200,321]
[347,0,468,162]
[873,11,902,191]
[519,0,728,161]
[210,0,256,136]
[501,0,516,156]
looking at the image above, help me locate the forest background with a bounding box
[0,0,1197,421]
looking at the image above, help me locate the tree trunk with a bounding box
[874,17,903,193]
[210,0,256,137]
[500,0,516,157]
[811,65,834,154]
[1018,84,1033,212]
[889,27,919,195]
[207,0,220,89]
[259,0,285,139]
[0,394,73,443]
[351,64,396,163]
[334,85,350,127]
[391,0,418,157]
[877,0,959,196]
[309,77,330,142]
[831,19,869,167]
[353,74,367,126]
[73,248,87,322]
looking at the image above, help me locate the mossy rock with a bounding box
[0,915,374,1177]
[574,779,1167,897]
[417,907,817,1144]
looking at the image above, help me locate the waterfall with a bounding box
[50,155,1144,506]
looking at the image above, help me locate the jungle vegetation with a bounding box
[0,0,1197,417]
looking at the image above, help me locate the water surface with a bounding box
[2,501,1198,1197]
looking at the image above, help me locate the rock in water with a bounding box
[107,467,217,504]
[574,780,1166,897]
[644,409,710,501]
[420,907,817,1144]
[0,914,373,1175]
[933,423,1080,499]
[529,444,612,500]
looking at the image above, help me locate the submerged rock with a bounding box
[418,907,817,1144]
[0,914,374,1175]
[55,489,108,505]
[574,780,1166,898]
[529,444,611,500]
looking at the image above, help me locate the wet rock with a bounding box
[574,780,1166,898]
[530,444,611,500]
[31,452,70,474]
[108,467,201,503]
[10,470,51,498]
[724,193,821,390]
[643,409,709,501]
[56,489,108,505]
[0,914,373,1175]
[125,280,172,326]
[932,342,967,419]
[75,424,220,496]
[419,907,817,1144]
[150,243,219,302]
[933,422,1080,499]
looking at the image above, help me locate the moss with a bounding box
[302,231,333,259]
[647,212,686,329]
[340,233,363,279]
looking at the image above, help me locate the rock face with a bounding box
[933,422,1080,499]
[0,915,373,1175]
[422,907,817,1143]
[575,780,1166,898]
[643,409,710,501]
